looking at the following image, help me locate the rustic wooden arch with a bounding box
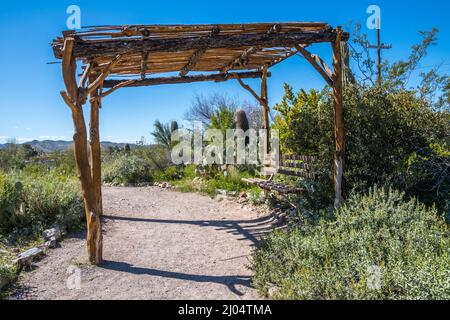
[53,22,349,264]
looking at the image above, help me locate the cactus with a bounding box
[170,121,179,133]
[235,109,249,131]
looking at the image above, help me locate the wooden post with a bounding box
[331,27,345,208]
[61,38,103,265]
[261,64,270,154]
[89,74,103,216]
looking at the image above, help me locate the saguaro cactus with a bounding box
[235,109,249,131]
[170,121,179,133]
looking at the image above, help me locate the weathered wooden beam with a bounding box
[220,24,281,73]
[61,38,77,100]
[331,27,345,208]
[261,65,270,154]
[58,30,349,59]
[60,90,76,111]
[78,62,93,89]
[221,46,259,73]
[140,51,149,80]
[103,71,269,88]
[86,54,122,97]
[266,49,298,68]
[231,74,265,106]
[92,80,136,101]
[296,45,334,86]
[179,27,220,76]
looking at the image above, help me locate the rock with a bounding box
[216,194,234,202]
[216,189,228,196]
[43,237,58,249]
[15,247,44,269]
[227,191,237,197]
[237,197,248,204]
[239,191,248,198]
[43,227,63,241]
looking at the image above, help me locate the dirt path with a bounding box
[12,187,276,300]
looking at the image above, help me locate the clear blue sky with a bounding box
[0,0,449,144]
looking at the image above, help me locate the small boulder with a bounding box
[237,197,248,204]
[227,191,237,197]
[216,189,228,196]
[43,227,63,241]
[16,247,44,269]
[43,237,58,249]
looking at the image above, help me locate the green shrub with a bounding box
[153,166,182,182]
[0,245,17,293]
[102,145,172,185]
[103,154,153,185]
[20,173,84,232]
[0,174,23,234]
[0,169,84,235]
[252,187,450,300]
[273,85,450,210]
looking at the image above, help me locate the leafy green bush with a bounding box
[0,175,23,234]
[273,85,450,210]
[0,245,17,293]
[21,173,83,232]
[102,145,172,185]
[252,187,450,300]
[0,169,84,235]
[153,166,182,182]
[103,154,153,185]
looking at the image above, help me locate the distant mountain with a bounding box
[0,140,134,153]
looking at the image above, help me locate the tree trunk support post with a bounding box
[89,74,103,216]
[261,64,270,155]
[331,27,345,208]
[60,38,103,265]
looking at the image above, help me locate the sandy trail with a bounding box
[12,187,275,300]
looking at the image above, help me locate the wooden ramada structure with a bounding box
[52,22,349,264]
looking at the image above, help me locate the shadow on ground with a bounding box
[98,213,279,296]
[99,260,252,296]
[102,214,277,246]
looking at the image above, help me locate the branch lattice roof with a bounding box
[52,22,349,79]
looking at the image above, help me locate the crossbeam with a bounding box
[179,27,220,76]
[296,45,333,86]
[60,30,349,59]
[221,47,259,73]
[103,71,269,88]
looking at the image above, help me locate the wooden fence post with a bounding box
[332,27,345,208]
[261,64,270,154]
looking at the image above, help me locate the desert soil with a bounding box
[11,186,276,300]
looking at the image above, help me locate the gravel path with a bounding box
[12,187,275,300]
